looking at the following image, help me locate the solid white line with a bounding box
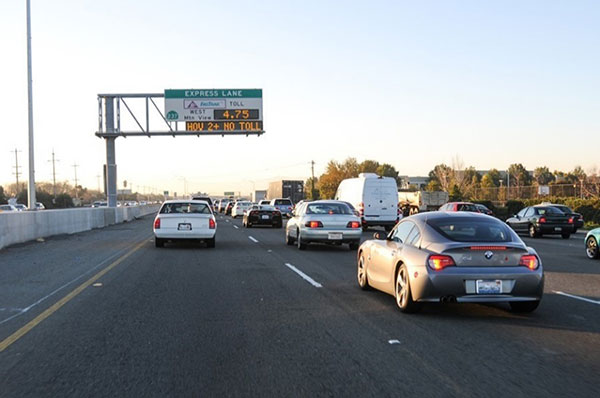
[554,291,600,305]
[248,236,259,243]
[284,263,322,288]
[233,225,239,229]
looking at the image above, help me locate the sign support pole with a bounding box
[105,97,118,207]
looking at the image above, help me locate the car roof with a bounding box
[162,199,209,204]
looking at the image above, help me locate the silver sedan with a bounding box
[286,200,362,250]
[357,212,544,313]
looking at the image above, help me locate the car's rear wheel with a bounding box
[297,230,307,250]
[586,236,600,259]
[395,264,421,313]
[561,232,570,239]
[509,300,540,313]
[357,255,370,290]
[286,230,295,245]
[155,238,164,248]
[528,224,539,238]
[206,237,216,248]
[247,222,252,228]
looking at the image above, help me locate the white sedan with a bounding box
[231,201,252,218]
[153,200,217,248]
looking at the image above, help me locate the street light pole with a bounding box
[26,0,37,209]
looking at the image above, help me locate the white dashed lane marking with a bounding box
[248,236,259,243]
[554,291,600,305]
[284,263,323,288]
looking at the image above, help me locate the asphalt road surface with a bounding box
[1,214,599,397]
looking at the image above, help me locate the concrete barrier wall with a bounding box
[0,205,160,250]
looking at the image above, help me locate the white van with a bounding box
[334,173,400,231]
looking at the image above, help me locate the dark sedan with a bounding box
[243,205,283,228]
[506,206,574,239]
[540,203,584,233]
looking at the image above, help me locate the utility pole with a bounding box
[48,149,59,201]
[72,162,79,199]
[311,160,316,199]
[12,149,22,195]
[26,0,37,209]
[96,174,101,193]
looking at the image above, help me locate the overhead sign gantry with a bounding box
[96,89,264,207]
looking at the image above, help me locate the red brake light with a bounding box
[154,218,160,229]
[519,254,539,270]
[568,217,574,224]
[306,221,323,228]
[539,217,546,223]
[347,221,361,229]
[209,218,216,229]
[427,255,455,271]
[470,246,507,251]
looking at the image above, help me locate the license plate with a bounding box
[554,227,561,231]
[328,232,343,240]
[178,223,191,231]
[476,280,502,294]
[261,215,270,219]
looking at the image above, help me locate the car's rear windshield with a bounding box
[552,205,571,213]
[535,207,564,215]
[427,217,513,242]
[306,203,352,215]
[274,199,292,205]
[259,205,277,211]
[160,202,212,214]
[192,197,212,205]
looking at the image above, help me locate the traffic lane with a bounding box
[1,213,468,397]
[0,217,153,338]
[233,222,600,396]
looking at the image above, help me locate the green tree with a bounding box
[508,163,532,187]
[487,169,502,187]
[428,164,453,192]
[533,166,555,185]
[0,185,6,204]
[358,160,379,174]
[449,184,462,201]
[480,174,495,188]
[425,179,441,192]
[304,177,320,200]
[376,163,400,182]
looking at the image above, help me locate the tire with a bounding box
[561,232,570,239]
[349,242,359,250]
[362,225,369,232]
[528,224,539,238]
[247,222,252,228]
[297,230,307,250]
[206,237,216,248]
[509,300,540,313]
[586,236,600,259]
[395,264,421,313]
[286,230,295,245]
[155,238,164,248]
[357,254,370,290]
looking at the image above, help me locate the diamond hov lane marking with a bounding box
[554,291,600,305]
[284,263,322,288]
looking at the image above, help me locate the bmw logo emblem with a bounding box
[484,251,494,260]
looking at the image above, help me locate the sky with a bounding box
[1,0,599,197]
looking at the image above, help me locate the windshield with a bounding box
[306,202,352,215]
[160,202,212,214]
[427,217,514,242]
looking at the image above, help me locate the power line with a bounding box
[12,149,22,194]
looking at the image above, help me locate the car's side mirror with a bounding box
[373,231,386,240]
[513,214,518,219]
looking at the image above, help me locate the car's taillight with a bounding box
[519,254,539,270]
[305,221,323,228]
[154,218,160,229]
[347,221,360,228]
[568,217,574,224]
[427,255,455,271]
[209,218,216,229]
[539,217,546,223]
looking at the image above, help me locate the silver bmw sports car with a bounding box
[357,212,544,313]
